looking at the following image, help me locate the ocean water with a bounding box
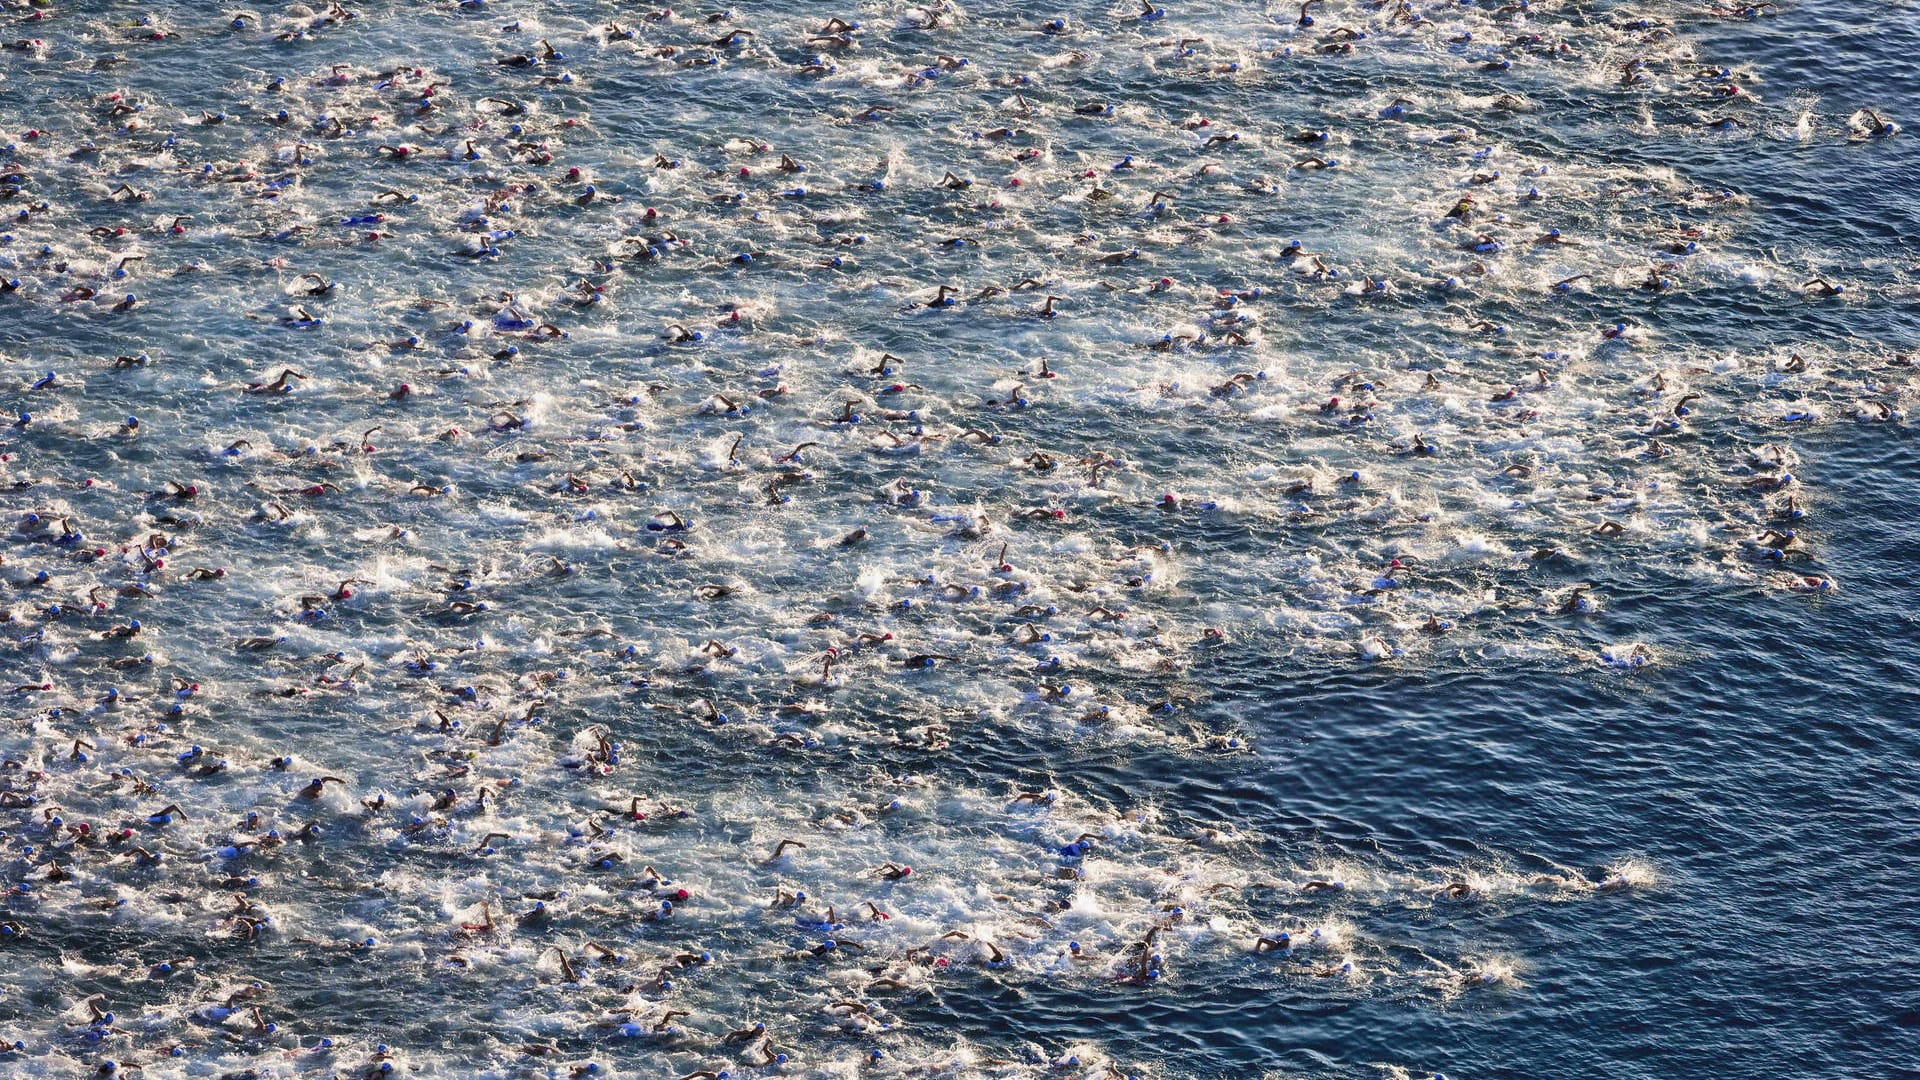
[0,1,1915,1078]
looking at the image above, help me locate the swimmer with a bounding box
[1848,109,1899,139]
[298,776,345,799]
[1254,931,1293,953]
[245,369,306,394]
[1555,586,1596,615]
